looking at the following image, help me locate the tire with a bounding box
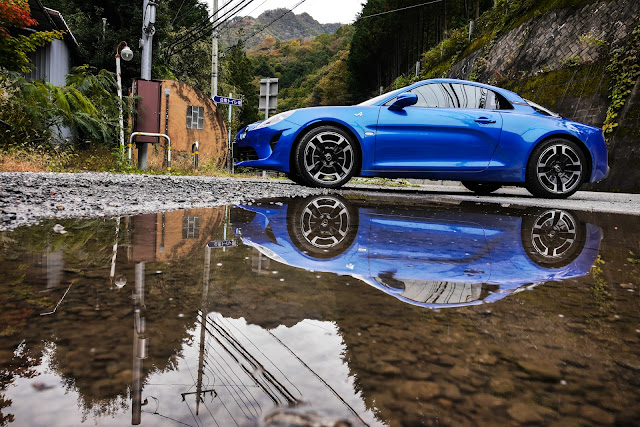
[287,195,358,259]
[287,170,307,186]
[525,138,586,199]
[521,208,586,268]
[293,125,358,189]
[462,181,502,195]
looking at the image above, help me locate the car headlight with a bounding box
[254,110,296,129]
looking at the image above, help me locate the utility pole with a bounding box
[140,0,157,81]
[211,0,218,99]
[138,0,157,169]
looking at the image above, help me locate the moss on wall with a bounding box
[500,62,609,121]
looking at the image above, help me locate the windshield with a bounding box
[358,87,407,106]
[525,99,561,118]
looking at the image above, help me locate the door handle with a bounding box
[475,117,496,124]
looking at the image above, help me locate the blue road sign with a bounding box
[214,96,242,106]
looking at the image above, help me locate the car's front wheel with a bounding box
[525,138,586,199]
[293,126,358,188]
[287,170,307,186]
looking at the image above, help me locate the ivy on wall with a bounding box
[603,15,640,138]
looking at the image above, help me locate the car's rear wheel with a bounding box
[521,208,586,268]
[526,138,586,199]
[294,125,358,188]
[461,181,502,195]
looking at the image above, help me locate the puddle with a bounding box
[1,195,639,426]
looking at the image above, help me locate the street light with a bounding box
[116,41,133,157]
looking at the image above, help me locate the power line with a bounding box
[359,0,443,20]
[218,0,270,45]
[165,0,249,54]
[165,0,247,55]
[222,0,308,54]
[171,0,190,25]
[165,0,257,57]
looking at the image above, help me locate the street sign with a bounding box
[207,240,237,248]
[213,95,242,106]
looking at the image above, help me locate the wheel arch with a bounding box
[528,133,593,183]
[289,121,363,177]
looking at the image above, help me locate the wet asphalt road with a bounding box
[343,182,640,215]
[1,172,639,231]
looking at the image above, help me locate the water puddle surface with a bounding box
[1,194,639,426]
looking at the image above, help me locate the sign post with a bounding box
[259,78,278,119]
[213,95,243,173]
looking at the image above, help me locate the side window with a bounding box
[182,215,200,239]
[407,83,484,108]
[387,83,512,109]
[444,83,486,109]
[408,84,442,107]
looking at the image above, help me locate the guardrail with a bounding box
[128,132,172,170]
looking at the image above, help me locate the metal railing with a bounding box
[128,132,172,170]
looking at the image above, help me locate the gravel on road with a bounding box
[2,172,640,232]
[0,172,328,231]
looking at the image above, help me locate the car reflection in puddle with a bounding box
[232,195,602,309]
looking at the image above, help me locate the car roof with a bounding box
[376,78,527,106]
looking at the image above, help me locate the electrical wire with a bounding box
[165,0,257,56]
[359,0,443,20]
[218,0,270,45]
[267,330,371,426]
[171,0,190,24]
[165,0,250,54]
[221,0,308,54]
[165,0,249,54]
[221,315,302,397]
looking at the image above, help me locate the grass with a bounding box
[0,145,270,179]
[0,147,425,189]
[351,177,419,187]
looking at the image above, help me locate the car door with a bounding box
[366,211,492,286]
[374,82,503,171]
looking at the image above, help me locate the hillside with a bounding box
[221,9,342,49]
[247,25,355,111]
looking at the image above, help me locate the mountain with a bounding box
[220,8,342,49]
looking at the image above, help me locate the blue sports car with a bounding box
[232,195,602,309]
[234,79,609,198]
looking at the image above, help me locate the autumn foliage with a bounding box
[0,0,38,38]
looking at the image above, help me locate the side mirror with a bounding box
[389,92,418,111]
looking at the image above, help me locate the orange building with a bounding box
[132,79,228,171]
[131,207,226,263]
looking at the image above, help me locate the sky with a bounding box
[215,0,366,24]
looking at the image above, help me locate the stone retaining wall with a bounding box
[448,0,640,192]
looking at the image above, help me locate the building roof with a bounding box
[27,0,78,46]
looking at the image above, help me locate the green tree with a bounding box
[248,25,355,111]
[44,0,210,89]
[223,40,259,128]
[0,67,130,147]
[348,0,494,100]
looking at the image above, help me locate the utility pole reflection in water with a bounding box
[181,243,216,413]
[132,262,147,425]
